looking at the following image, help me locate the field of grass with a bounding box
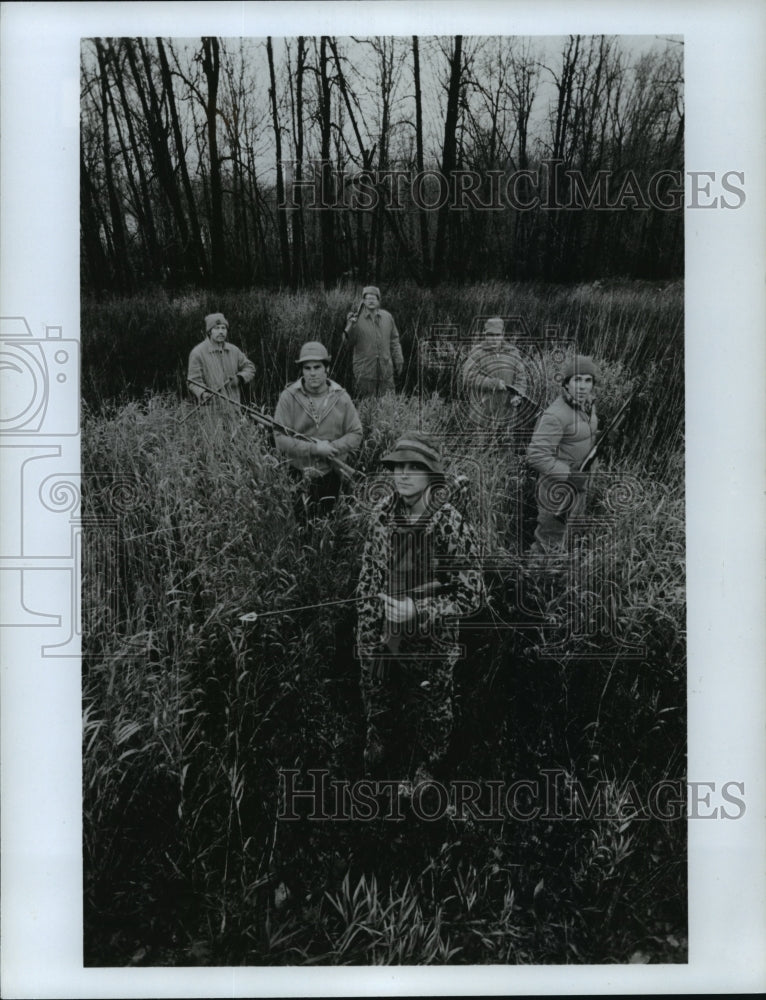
[82,280,686,965]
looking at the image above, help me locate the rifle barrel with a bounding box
[187,379,358,480]
[579,393,633,472]
[239,581,448,623]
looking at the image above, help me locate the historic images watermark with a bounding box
[279,161,746,212]
[277,769,746,823]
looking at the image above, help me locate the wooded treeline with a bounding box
[80,35,683,293]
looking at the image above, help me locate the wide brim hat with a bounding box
[296,341,331,364]
[381,435,444,474]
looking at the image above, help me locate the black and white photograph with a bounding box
[1,2,765,997]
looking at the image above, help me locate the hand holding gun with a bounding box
[371,580,455,680]
[578,393,633,473]
[187,378,358,481]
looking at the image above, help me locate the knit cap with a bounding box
[483,317,504,335]
[562,355,600,382]
[205,312,229,333]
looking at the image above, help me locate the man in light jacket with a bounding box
[343,286,403,398]
[274,341,362,518]
[460,316,529,429]
[187,312,255,405]
[527,355,600,553]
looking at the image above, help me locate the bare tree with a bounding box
[267,37,292,284]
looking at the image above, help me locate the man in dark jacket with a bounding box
[343,286,404,398]
[527,355,600,553]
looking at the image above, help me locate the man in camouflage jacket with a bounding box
[356,433,484,786]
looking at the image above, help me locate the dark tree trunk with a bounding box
[156,38,208,283]
[201,37,225,286]
[412,37,430,283]
[432,35,462,285]
[318,37,337,288]
[267,37,291,285]
[94,39,132,292]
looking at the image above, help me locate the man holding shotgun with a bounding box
[187,312,255,405]
[356,432,484,792]
[460,316,530,429]
[343,286,403,398]
[273,341,362,518]
[526,354,601,555]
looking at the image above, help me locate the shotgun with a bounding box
[372,579,458,679]
[187,378,359,482]
[239,579,452,625]
[502,382,542,414]
[578,392,633,473]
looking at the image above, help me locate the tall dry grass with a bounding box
[82,281,686,965]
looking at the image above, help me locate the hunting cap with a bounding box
[296,341,331,365]
[205,312,229,333]
[483,316,505,335]
[562,354,600,382]
[381,431,444,474]
[362,285,381,300]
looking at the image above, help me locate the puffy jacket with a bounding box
[344,308,403,384]
[273,378,362,474]
[527,393,599,482]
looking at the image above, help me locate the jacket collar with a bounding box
[286,377,345,421]
[286,377,344,395]
[561,386,594,418]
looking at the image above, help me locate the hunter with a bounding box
[187,312,256,405]
[460,316,529,429]
[343,286,404,398]
[356,432,484,795]
[273,341,362,518]
[526,354,601,553]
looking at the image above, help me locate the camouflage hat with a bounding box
[381,432,444,474]
[296,341,331,364]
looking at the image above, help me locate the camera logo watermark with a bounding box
[1,316,83,654]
